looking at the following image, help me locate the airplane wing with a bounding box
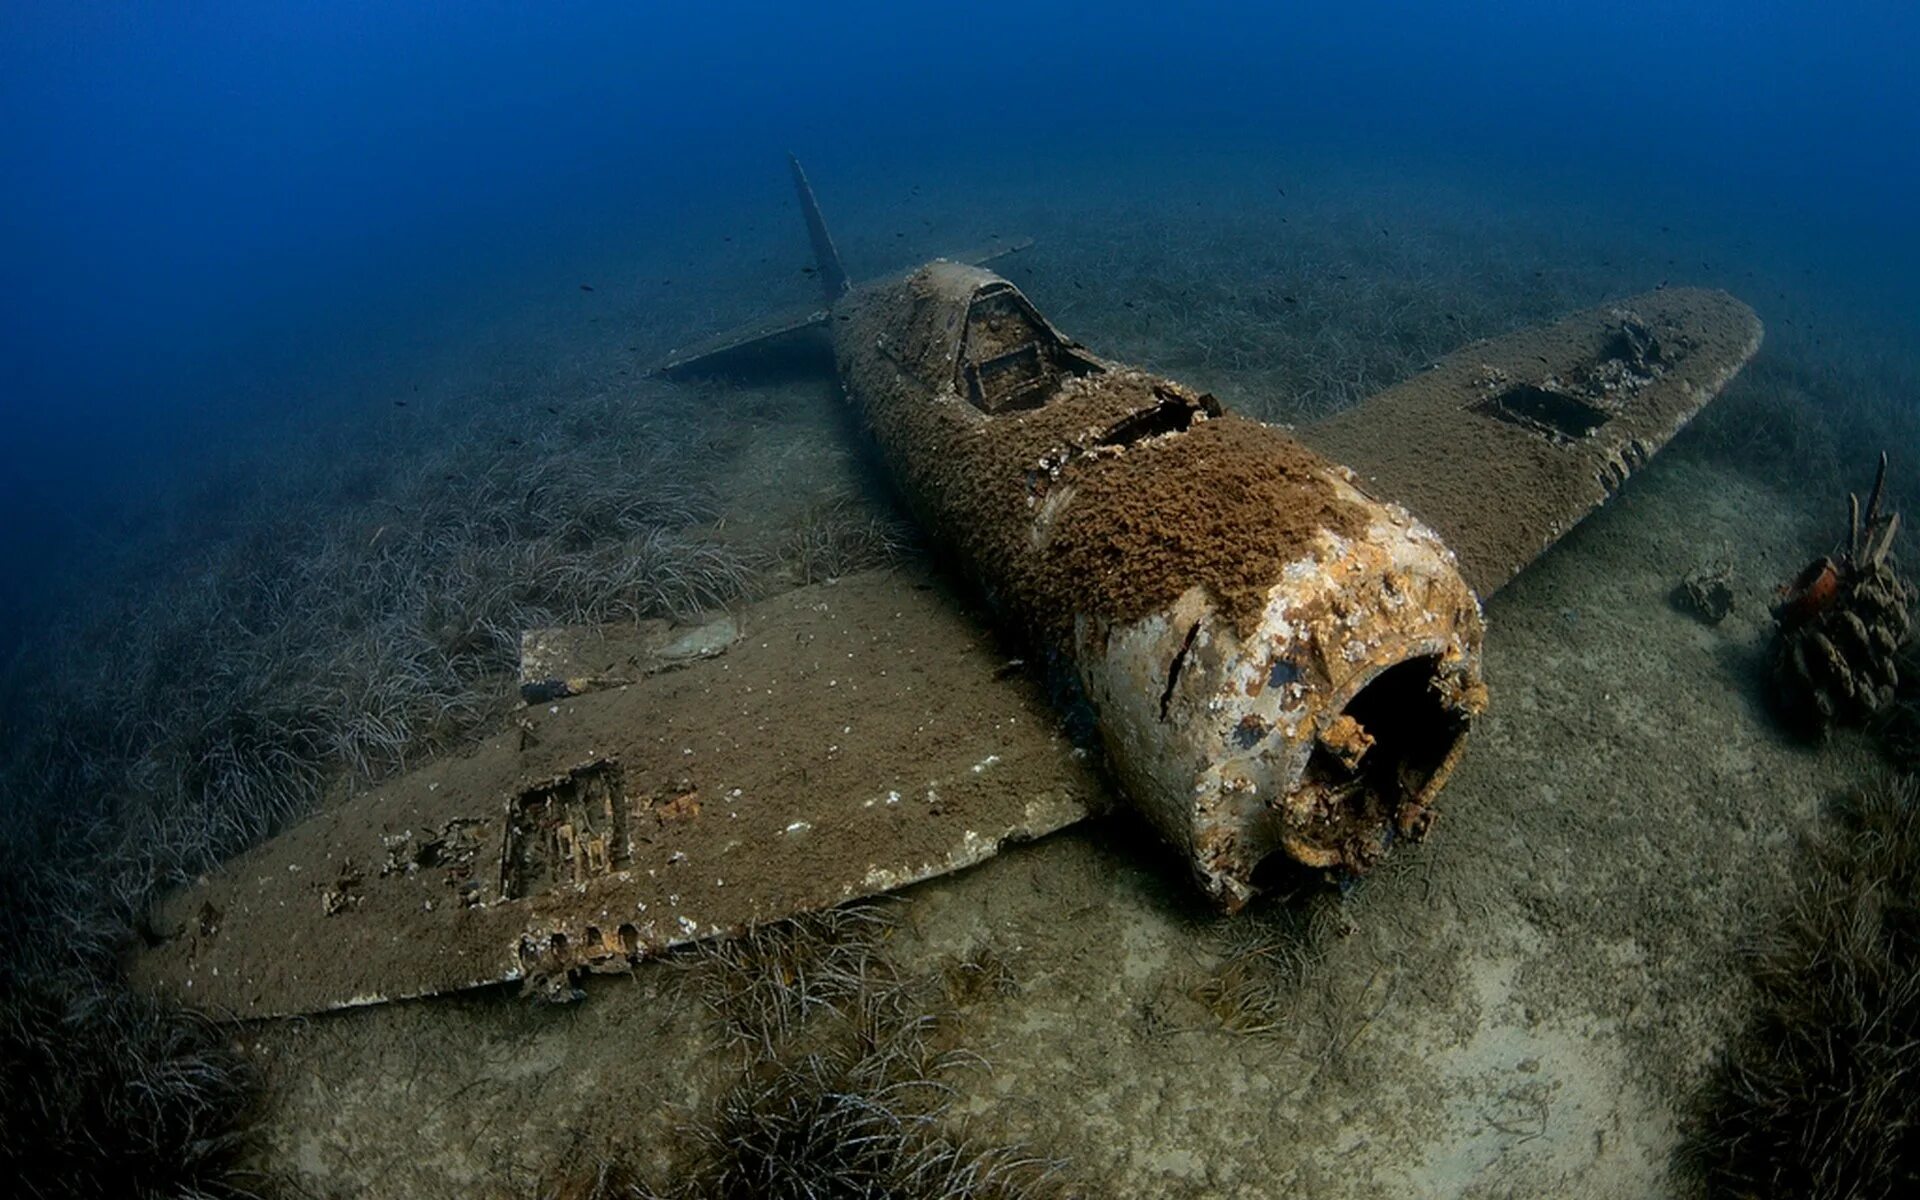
[131,570,1100,1018]
[1298,287,1762,597]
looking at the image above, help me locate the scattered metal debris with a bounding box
[1678,556,1736,624]
[517,612,740,702]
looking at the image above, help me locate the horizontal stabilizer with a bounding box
[647,302,831,379]
[950,235,1035,268]
[1299,287,1762,597]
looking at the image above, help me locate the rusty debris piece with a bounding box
[1676,557,1736,625]
[132,572,1101,1017]
[1771,453,1915,731]
[134,161,1766,1017]
[516,612,741,702]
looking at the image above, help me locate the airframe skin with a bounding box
[133,160,1762,1017]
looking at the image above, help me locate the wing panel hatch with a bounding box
[1299,287,1762,597]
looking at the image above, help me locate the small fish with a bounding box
[545,405,559,415]
[394,400,408,408]
[1282,296,1297,304]
[579,284,594,292]
[801,265,818,276]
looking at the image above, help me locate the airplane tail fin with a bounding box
[648,159,1034,379]
[790,154,850,302]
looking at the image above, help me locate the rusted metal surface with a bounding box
[1300,289,1764,598]
[1072,482,1484,908]
[132,572,1101,1018]
[834,260,1485,909]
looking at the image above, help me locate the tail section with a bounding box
[789,154,849,301]
[649,158,1035,379]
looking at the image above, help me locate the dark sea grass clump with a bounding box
[587,907,1069,1200]
[673,999,1059,1200]
[1692,776,1920,1198]
[0,378,756,1196]
[0,841,258,1200]
[780,491,917,586]
[0,963,257,1199]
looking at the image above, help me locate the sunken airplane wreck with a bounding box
[133,159,1763,1016]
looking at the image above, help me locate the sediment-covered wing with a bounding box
[131,571,1099,1019]
[1299,287,1762,597]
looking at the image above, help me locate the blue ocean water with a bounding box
[1,0,1915,649]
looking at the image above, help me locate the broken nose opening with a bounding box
[1273,655,1472,876]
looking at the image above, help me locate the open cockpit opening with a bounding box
[958,283,1101,414]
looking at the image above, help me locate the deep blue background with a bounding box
[2,1,1917,635]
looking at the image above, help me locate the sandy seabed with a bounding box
[239,417,1875,1198]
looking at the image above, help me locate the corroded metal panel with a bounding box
[1299,288,1763,598]
[133,571,1100,1018]
[835,264,1486,909]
